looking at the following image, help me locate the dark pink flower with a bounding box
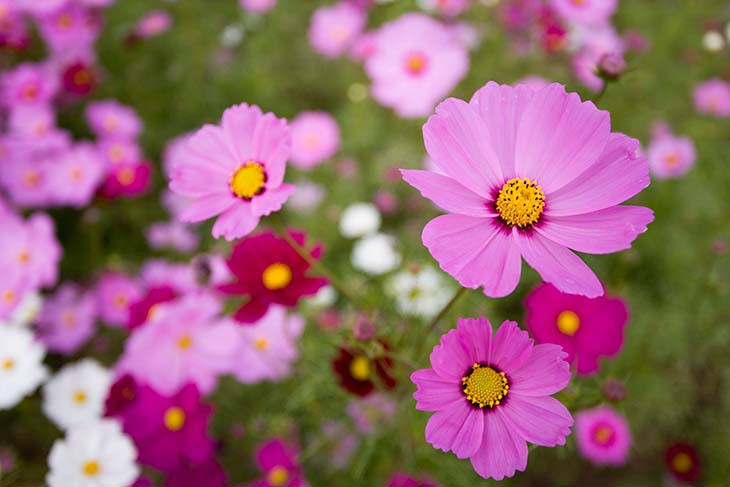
[244,438,305,487]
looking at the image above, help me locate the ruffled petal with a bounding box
[500,394,573,447]
[178,192,236,223]
[411,368,463,412]
[490,321,533,371]
[456,317,493,365]
[251,184,296,217]
[425,401,483,459]
[401,169,494,217]
[509,343,572,397]
[211,203,259,241]
[429,327,472,380]
[469,411,528,480]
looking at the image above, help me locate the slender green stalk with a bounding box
[427,286,468,334]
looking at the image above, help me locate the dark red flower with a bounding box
[332,343,396,397]
[62,61,96,96]
[127,285,177,330]
[99,162,151,199]
[218,230,328,324]
[165,458,227,487]
[665,442,701,484]
[104,374,139,417]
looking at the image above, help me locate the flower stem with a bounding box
[427,286,468,334]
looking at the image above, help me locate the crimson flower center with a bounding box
[462,363,509,409]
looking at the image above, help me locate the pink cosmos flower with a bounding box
[289,111,340,169]
[140,259,200,294]
[244,438,305,487]
[86,100,142,140]
[0,159,53,208]
[118,294,239,395]
[48,143,105,207]
[0,1,30,51]
[37,4,100,53]
[693,78,730,118]
[401,82,653,298]
[162,133,192,179]
[146,221,199,253]
[169,103,294,241]
[7,105,56,139]
[134,10,172,38]
[549,0,617,26]
[0,263,29,319]
[425,0,469,18]
[95,272,143,327]
[386,473,440,487]
[59,58,97,97]
[411,317,573,480]
[525,283,628,375]
[647,132,696,180]
[119,383,215,472]
[14,0,68,16]
[575,406,631,466]
[516,75,551,91]
[346,393,397,434]
[232,305,304,384]
[99,161,151,198]
[98,138,142,166]
[240,0,277,14]
[36,283,97,354]
[308,2,366,59]
[365,13,469,118]
[0,212,61,289]
[1,63,58,107]
[126,285,177,330]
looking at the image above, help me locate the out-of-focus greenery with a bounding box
[3,0,730,485]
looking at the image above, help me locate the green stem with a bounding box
[427,286,468,334]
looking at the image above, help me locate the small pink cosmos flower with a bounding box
[36,283,97,354]
[549,0,617,26]
[98,138,142,166]
[693,78,730,118]
[402,82,653,298]
[134,10,172,39]
[95,271,143,327]
[386,473,440,487]
[289,111,340,169]
[244,438,306,487]
[365,13,469,118]
[1,63,58,107]
[575,406,631,466]
[308,2,366,59]
[411,317,573,480]
[146,221,199,253]
[86,100,142,140]
[647,132,696,180]
[37,4,100,54]
[169,103,294,241]
[525,283,628,375]
[48,143,105,207]
[0,212,61,289]
[240,0,277,14]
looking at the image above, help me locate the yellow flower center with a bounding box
[262,263,292,290]
[22,84,39,101]
[178,335,193,350]
[303,133,319,150]
[113,293,128,308]
[109,144,125,163]
[405,53,427,75]
[69,166,83,182]
[230,161,266,199]
[593,425,613,445]
[74,390,88,404]
[18,250,30,263]
[349,355,372,381]
[2,290,16,304]
[73,69,91,87]
[267,466,289,486]
[164,406,186,431]
[2,358,14,370]
[62,311,77,328]
[664,152,680,168]
[57,14,73,29]
[23,170,40,187]
[117,167,135,186]
[255,338,269,350]
[556,310,580,336]
[570,0,587,5]
[147,304,161,320]
[82,460,100,477]
[462,363,509,409]
[496,177,546,228]
[672,452,693,473]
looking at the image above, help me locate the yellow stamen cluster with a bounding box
[82,460,100,477]
[164,407,186,431]
[230,161,266,199]
[593,425,613,444]
[262,263,292,291]
[496,177,546,228]
[178,335,193,350]
[672,453,693,474]
[267,466,289,486]
[406,53,427,75]
[349,355,372,381]
[556,310,580,336]
[462,364,509,409]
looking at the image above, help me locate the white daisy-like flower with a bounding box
[6,291,43,327]
[0,326,48,410]
[308,285,337,307]
[43,359,111,430]
[47,419,139,487]
[387,265,453,319]
[339,202,381,238]
[351,233,401,275]
[702,30,725,52]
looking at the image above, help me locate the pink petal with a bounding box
[423,98,504,197]
[429,328,472,380]
[187,125,239,173]
[469,411,528,480]
[515,231,603,297]
[546,133,650,216]
[221,103,261,163]
[250,184,295,217]
[411,368,463,412]
[456,317,493,365]
[469,81,535,178]
[425,401,483,459]
[514,84,610,193]
[509,343,571,397]
[252,113,290,188]
[423,215,522,298]
[490,320,532,371]
[179,192,236,223]
[211,203,259,241]
[400,169,494,217]
[500,394,573,447]
[170,152,231,197]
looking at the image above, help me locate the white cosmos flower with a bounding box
[43,359,111,431]
[47,419,139,487]
[351,233,401,275]
[339,202,381,238]
[387,265,453,318]
[6,291,43,327]
[0,325,48,410]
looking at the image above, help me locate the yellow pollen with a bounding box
[18,250,30,263]
[82,460,100,477]
[664,152,680,168]
[556,310,580,336]
[2,290,16,304]
[22,84,39,101]
[267,466,289,487]
[672,452,693,473]
[262,263,292,290]
[2,358,14,370]
[74,390,88,404]
[164,406,186,431]
[462,364,509,409]
[117,167,135,185]
[255,338,269,350]
[23,170,40,188]
[406,53,427,75]
[593,425,613,444]
[178,335,193,350]
[349,355,372,381]
[230,162,266,199]
[495,177,546,228]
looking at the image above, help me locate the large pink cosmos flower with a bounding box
[525,283,627,375]
[169,103,294,241]
[411,318,573,480]
[365,13,468,118]
[402,82,653,298]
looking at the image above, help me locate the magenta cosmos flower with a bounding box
[575,406,631,466]
[308,1,365,59]
[240,0,277,14]
[386,473,440,487]
[647,131,696,180]
[244,438,305,487]
[219,230,328,323]
[525,283,627,375]
[693,78,730,118]
[401,82,653,298]
[549,0,617,26]
[289,111,340,169]
[1,62,58,107]
[365,13,468,118]
[169,103,294,241]
[411,317,573,480]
